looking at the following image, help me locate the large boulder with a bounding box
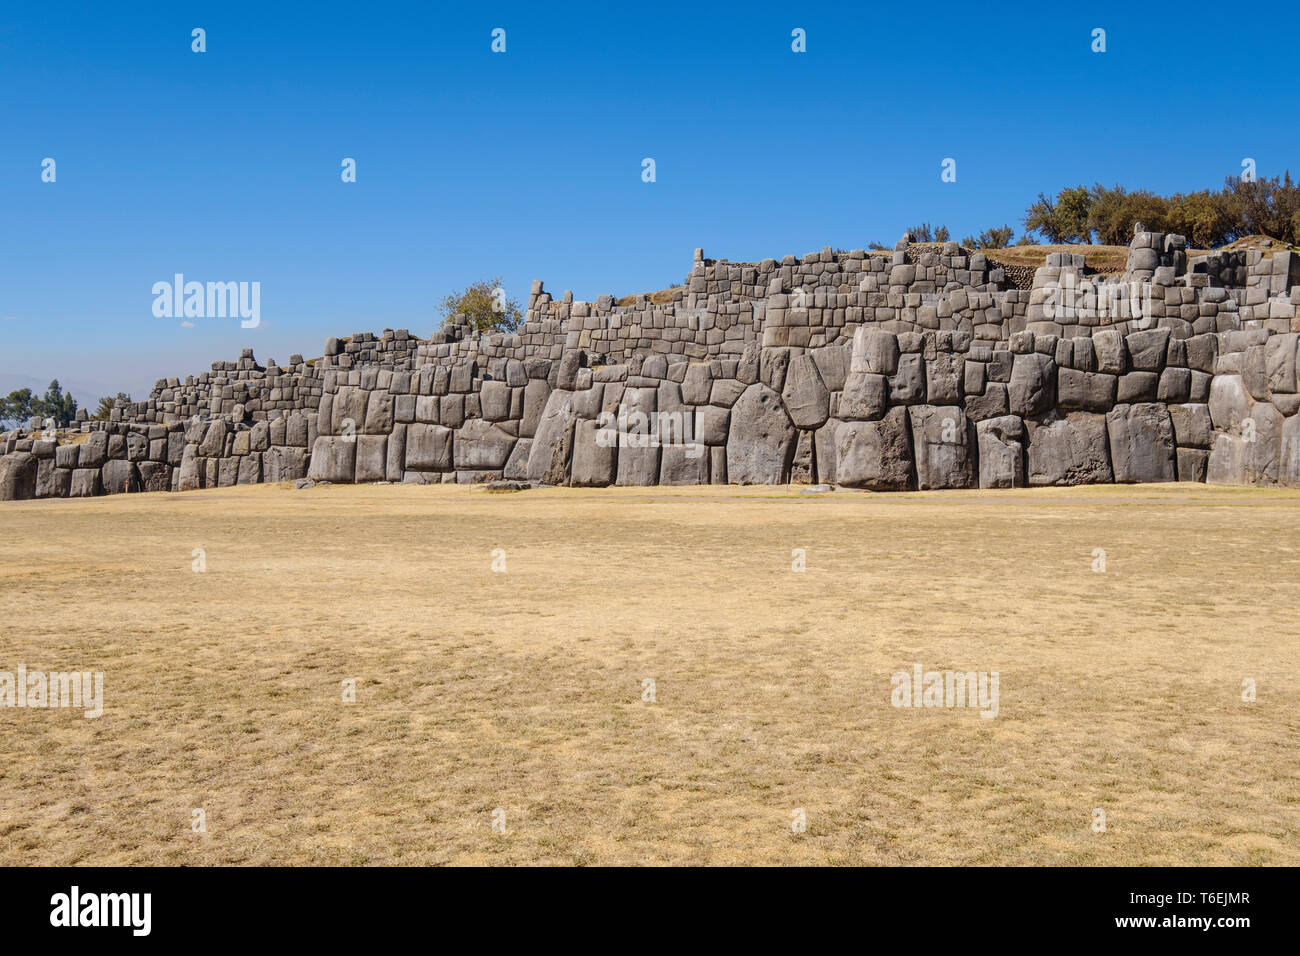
[1207,403,1282,486]
[1208,375,1251,432]
[1106,403,1176,483]
[726,383,797,484]
[1281,414,1300,487]
[976,416,1026,489]
[198,420,228,457]
[69,468,101,498]
[1009,352,1056,416]
[850,327,899,375]
[834,407,914,490]
[570,419,617,487]
[454,420,517,470]
[0,452,38,500]
[780,353,830,429]
[353,435,388,482]
[527,389,578,484]
[307,436,357,482]
[404,424,453,472]
[138,461,172,493]
[614,387,660,485]
[659,443,710,485]
[101,459,140,495]
[839,371,888,421]
[908,405,976,489]
[1026,412,1112,486]
[263,446,309,482]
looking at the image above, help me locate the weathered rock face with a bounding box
[976,416,1026,489]
[527,390,577,484]
[835,408,913,490]
[781,354,830,429]
[1009,353,1056,417]
[570,419,617,487]
[614,387,660,486]
[909,405,976,490]
[307,436,356,482]
[1026,412,1113,486]
[1106,403,1176,484]
[727,384,796,484]
[10,229,1300,502]
[0,453,38,501]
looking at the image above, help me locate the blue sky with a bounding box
[2,1,1297,404]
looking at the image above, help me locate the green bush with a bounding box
[438,278,523,334]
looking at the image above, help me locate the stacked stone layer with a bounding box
[5,231,1300,500]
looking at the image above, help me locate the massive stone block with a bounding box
[570,419,616,487]
[781,354,830,429]
[331,386,368,436]
[307,436,357,482]
[660,443,710,485]
[1106,403,1176,483]
[1281,414,1300,486]
[851,327,899,375]
[976,415,1026,489]
[814,419,842,485]
[101,459,141,495]
[404,424,453,472]
[835,407,913,491]
[354,435,388,482]
[1009,353,1056,417]
[264,446,309,482]
[1056,368,1116,412]
[138,461,172,492]
[454,420,517,470]
[527,389,578,484]
[909,405,976,490]
[726,383,797,484]
[1207,403,1282,486]
[0,453,38,501]
[840,371,888,421]
[69,468,101,498]
[1026,412,1112,486]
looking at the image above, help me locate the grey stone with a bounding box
[1026,412,1112,486]
[1168,403,1212,449]
[527,389,578,484]
[909,405,976,490]
[1056,368,1116,412]
[454,420,517,470]
[835,407,913,491]
[1009,353,1056,416]
[659,443,710,485]
[404,424,454,471]
[1106,404,1176,483]
[570,419,617,487]
[0,453,38,500]
[976,416,1026,489]
[726,383,797,484]
[851,327,899,375]
[354,435,388,482]
[839,371,888,421]
[101,459,141,494]
[308,436,357,482]
[781,354,830,429]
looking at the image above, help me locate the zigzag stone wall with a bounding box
[5,230,1300,500]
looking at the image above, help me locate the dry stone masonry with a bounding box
[6,229,1300,500]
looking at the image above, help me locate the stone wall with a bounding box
[5,230,1300,500]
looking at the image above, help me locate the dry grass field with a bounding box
[1,482,1297,866]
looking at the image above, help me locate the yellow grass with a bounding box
[1,482,1297,866]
